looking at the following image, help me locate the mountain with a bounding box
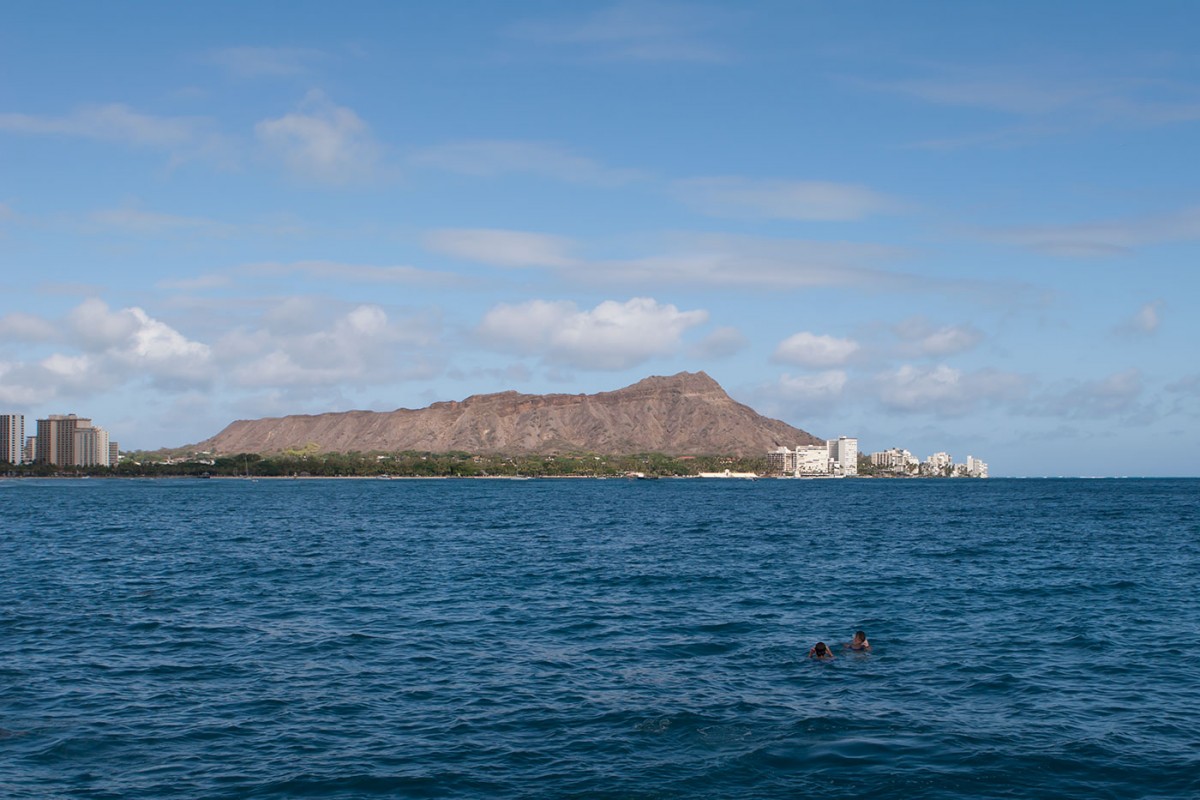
[189,371,822,457]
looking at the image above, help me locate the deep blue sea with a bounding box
[2,477,1198,799]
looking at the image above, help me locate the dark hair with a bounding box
[855,630,867,640]
[814,642,828,654]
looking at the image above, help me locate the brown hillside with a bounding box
[190,371,822,456]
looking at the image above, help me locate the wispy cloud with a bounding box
[506,1,734,63]
[595,234,919,291]
[424,228,580,268]
[750,369,851,424]
[675,177,900,221]
[424,228,912,289]
[1033,368,1147,420]
[1165,374,1200,417]
[874,363,1030,415]
[777,370,849,412]
[156,274,234,292]
[420,227,1034,300]
[691,326,748,359]
[0,103,227,163]
[892,317,985,357]
[986,206,1200,257]
[255,90,382,183]
[86,208,238,237]
[208,46,326,77]
[1115,301,1163,336]
[410,140,642,186]
[158,259,463,294]
[864,67,1200,147]
[245,260,465,286]
[0,311,59,343]
[875,74,1096,116]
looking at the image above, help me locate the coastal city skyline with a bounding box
[3,408,990,481]
[3,3,1199,477]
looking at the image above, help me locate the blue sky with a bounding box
[2,1,1198,476]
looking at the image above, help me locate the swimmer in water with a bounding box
[808,642,834,660]
[844,630,871,651]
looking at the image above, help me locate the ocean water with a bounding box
[1,477,1198,799]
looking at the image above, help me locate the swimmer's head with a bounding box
[854,630,867,642]
[814,642,828,655]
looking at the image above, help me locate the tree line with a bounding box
[3,450,768,479]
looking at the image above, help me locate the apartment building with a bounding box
[34,414,113,467]
[1,413,24,464]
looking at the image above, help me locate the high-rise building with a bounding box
[797,444,830,474]
[75,425,111,467]
[768,437,859,476]
[965,455,989,479]
[871,447,917,472]
[35,414,89,466]
[33,415,114,467]
[1,413,24,464]
[922,451,954,476]
[828,436,858,476]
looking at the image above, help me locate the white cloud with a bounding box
[0,299,215,404]
[875,363,1029,415]
[69,298,145,350]
[424,228,580,268]
[255,91,381,183]
[223,302,441,388]
[68,299,213,382]
[410,140,641,186]
[773,332,860,368]
[0,298,444,428]
[676,177,898,221]
[121,308,212,371]
[0,361,45,405]
[478,297,708,370]
[893,317,984,357]
[41,352,95,380]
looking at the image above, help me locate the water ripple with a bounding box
[2,478,1199,798]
